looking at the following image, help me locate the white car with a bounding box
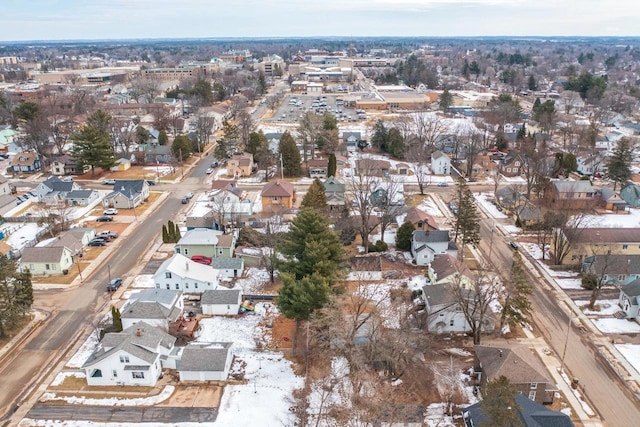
[205,168,213,174]
[103,208,118,215]
[185,192,194,199]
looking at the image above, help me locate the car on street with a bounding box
[185,192,194,199]
[96,216,114,222]
[181,197,189,204]
[205,168,213,174]
[146,180,157,186]
[89,239,106,246]
[190,255,212,265]
[509,242,519,251]
[211,161,219,168]
[103,179,116,185]
[104,208,118,215]
[107,278,123,292]
[437,182,449,187]
[98,230,118,239]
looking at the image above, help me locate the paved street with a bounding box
[27,405,217,423]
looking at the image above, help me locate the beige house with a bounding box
[565,228,640,264]
[226,153,254,178]
[261,180,296,213]
[21,246,73,275]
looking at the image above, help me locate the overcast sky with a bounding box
[1,0,640,41]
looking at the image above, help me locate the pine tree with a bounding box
[301,178,328,210]
[111,305,123,332]
[279,131,302,177]
[327,153,337,177]
[162,224,169,243]
[395,221,415,251]
[454,178,481,248]
[174,224,182,241]
[606,137,633,191]
[158,130,168,145]
[167,220,176,242]
[0,255,33,338]
[371,119,388,152]
[480,376,523,427]
[277,208,346,286]
[500,252,533,332]
[439,88,453,111]
[171,135,192,161]
[71,117,115,177]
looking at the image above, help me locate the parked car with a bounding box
[181,198,189,204]
[89,239,106,246]
[185,192,194,199]
[98,230,118,239]
[107,278,123,292]
[211,161,219,168]
[437,182,449,187]
[96,216,113,222]
[205,168,213,174]
[103,179,116,185]
[509,242,519,251]
[145,180,157,186]
[103,208,118,215]
[191,255,212,265]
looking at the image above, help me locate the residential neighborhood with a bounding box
[2,31,640,427]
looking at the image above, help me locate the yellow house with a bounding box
[21,246,74,275]
[227,153,254,178]
[110,158,132,172]
[565,228,640,264]
[261,180,296,213]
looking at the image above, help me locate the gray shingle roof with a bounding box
[475,345,553,386]
[413,230,450,243]
[210,257,244,270]
[201,289,242,305]
[21,246,68,263]
[464,393,574,427]
[178,342,233,372]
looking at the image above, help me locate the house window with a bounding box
[176,248,180,254]
[132,372,145,379]
[184,248,189,255]
[165,272,172,279]
[51,264,56,270]
[449,319,454,326]
[175,284,180,290]
[45,264,50,270]
[156,284,160,288]
[528,391,536,400]
[531,383,537,389]
[515,161,520,167]
[623,244,629,250]
[119,355,129,363]
[185,283,189,289]
[112,370,118,378]
[219,249,223,255]
[195,283,198,289]
[166,284,170,289]
[29,264,34,270]
[618,274,626,281]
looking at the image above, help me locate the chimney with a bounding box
[136,328,142,337]
[499,349,503,358]
[186,262,189,271]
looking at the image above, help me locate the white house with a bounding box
[34,176,81,205]
[121,289,184,330]
[82,322,177,387]
[430,150,451,176]
[576,155,604,176]
[154,253,220,293]
[103,180,150,209]
[177,342,234,382]
[411,230,457,266]
[201,289,242,315]
[210,257,245,279]
[619,280,640,319]
[421,284,495,334]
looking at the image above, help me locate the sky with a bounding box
[1,0,640,41]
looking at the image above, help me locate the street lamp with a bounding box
[560,311,573,375]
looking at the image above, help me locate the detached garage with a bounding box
[178,342,233,382]
[201,289,242,316]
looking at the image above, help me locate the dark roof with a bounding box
[422,283,457,306]
[21,246,69,263]
[565,228,640,244]
[201,289,242,305]
[113,179,147,195]
[66,190,95,199]
[475,345,553,386]
[430,254,472,282]
[404,206,438,229]
[412,230,450,244]
[261,180,294,197]
[178,342,233,372]
[210,257,245,270]
[622,279,640,298]
[584,255,640,276]
[464,393,574,427]
[42,176,75,192]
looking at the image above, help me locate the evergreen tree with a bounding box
[301,178,327,210]
[174,224,182,241]
[215,120,240,160]
[528,74,537,91]
[439,89,453,111]
[500,252,532,332]
[454,178,481,248]
[395,221,415,251]
[71,113,116,177]
[516,123,526,141]
[371,119,388,152]
[171,135,192,161]
[135,126,149,145]
[327,153,337,177]
[606,138,633,190]
[162,224,169,243]
[111,305,123,332]
[158,129,169,145]
[387,127,405,158]
[0,255,33,338]
[246,131,266,158]
[167,220,176,242]
[86,109,112,134]
[277,208,346,285]
[480,376,523,427]
[279,131,302,177]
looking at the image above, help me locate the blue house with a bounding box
[620,182,640,208]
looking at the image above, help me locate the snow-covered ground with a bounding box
[130,274,156,289]
[474,193,508,219]
[592,318,640,334]
[579,208,640,228]
[235,268,272,294]
[615,344,640,375]
[3,223,48,253]
[575,299,621,316]
[66,329,100,368]
[40,385,176,406]
[51,371,86,386]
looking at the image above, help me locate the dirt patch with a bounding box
[157,385,222,408]
[266,314,296,351]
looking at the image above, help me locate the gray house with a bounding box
[463,393,574,427]
[619,279,640,319]
[411,230,457,266]
[103,180,150,209]
[34,176,81,205]
[178,342,234,382]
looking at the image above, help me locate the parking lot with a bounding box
[269,94,367,124]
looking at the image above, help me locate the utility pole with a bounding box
[560,311,573,374]
[179,148,184,179]
[280,153,284,180]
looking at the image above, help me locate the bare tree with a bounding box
[110,118,136,156]
[347,161,381,253]
[583,250,614,310]
[129,76,160,103]
[374,177,403,244]
[34,201,73,238]
[405,142,430,195]
[413,111,449,150]
[551,213,589,265]
[236,110,255,150]
[450,270,500,345]
[298,112,322,164]
[195,111,216,150]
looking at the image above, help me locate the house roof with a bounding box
[475,344,553,386]
[217,234,235,248]
[308,158,328,168]
[201,289,242,305]
[431,254,472,282]
[412,230,451,244]
[464,393,574,427]
[422,283,458,306]
[129,288,182,306]
[211,180,237,190]
[584,255,640,276]
[66,190,95,199]
[210,257,244,270]
[323,176,345,193]
[21,246,69,263]
[41,176,75,192]
[622,279,640,298]
[83,322,176,368]
[261,180,294,197]
[404,206,438,229]
[155,253,219,283]
[109,179,148,199]
[355,158,390,171]
[552,179,594,194]
[46,233,84,253]
[186,215,216,229]
[121,300,182,322]
[178,342,233,373]
[176,228,223,246]
[565,228,640,244]
[11,151,38,166]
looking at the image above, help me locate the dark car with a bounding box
[181,197,189,204]
[211,161,219,168]
[96,216,113,222]
[89,239,106,247]
[146,180,157,186]
[107,278,123,292]
[509,242,519,251]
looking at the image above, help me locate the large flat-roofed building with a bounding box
[143,66,204,81]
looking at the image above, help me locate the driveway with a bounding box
[27,405,217,423]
